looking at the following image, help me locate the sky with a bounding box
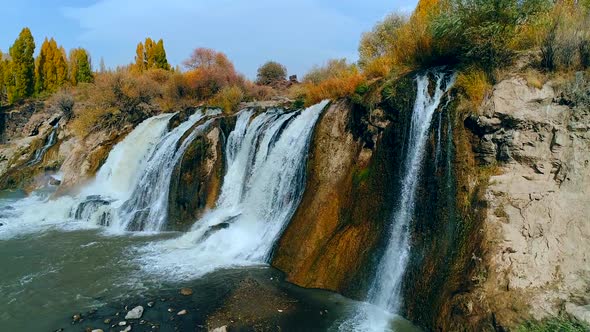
[1,0,418,78]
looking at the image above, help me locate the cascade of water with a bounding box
[86,113,174,201]
[338,71,454,332]
[26,122,59,166]
[0,113,177,239]
[367,72,455,314]
[136,100,329,280]
[115,110,219,232]
[72,110,222,231]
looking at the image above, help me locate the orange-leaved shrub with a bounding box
[300,59,366,105]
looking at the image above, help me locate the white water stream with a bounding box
[136,100,329,280]
[339,72,455,332]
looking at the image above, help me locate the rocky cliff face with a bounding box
[272,100,383,297]
[167,118,226,231]
[1,74,587,331]
[461,76,590,328]
[0,102,64,191]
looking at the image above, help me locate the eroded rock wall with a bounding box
[167,119,225,231]
[462,77,590,328]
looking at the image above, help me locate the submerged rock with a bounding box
[210,326,228,332]
[179,288,193,296]
[177,309,187,316]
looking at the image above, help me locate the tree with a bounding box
[69,48,93,85]
[35,37,68,94]
[432,0,552,70]
[256,61,287,86]
[0,50,5,105]
[183,47,218,69]
[8,27,35,102]
[154,39,170,70]
[183,47,242,99]
[135,42,145,72]
[134,37,170,72]
[358,14,406,67]
[99,57,106,73]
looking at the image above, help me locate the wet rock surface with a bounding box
[56,268,347,332]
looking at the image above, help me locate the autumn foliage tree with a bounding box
[183,47,242,99]
[69,48,93,85]
[35,38,68,94]
[0,50,6,105]
[134,38,170,72]
[7,27,35,103]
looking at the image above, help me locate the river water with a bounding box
[0,102,425,331]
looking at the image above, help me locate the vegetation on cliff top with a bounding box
[3,0,590,135]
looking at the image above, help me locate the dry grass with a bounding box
[523,68,547,89]
[70,107,119,138]
[302,69,365,105]
[455,67,492,110]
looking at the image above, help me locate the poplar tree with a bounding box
[35,38,68,93]
[133,37,170,72]
[69,48,93,85]
[154,39,170,70]
[0,50,5,105]
[135,42,146,72]
[99,57,106,73]
[8,27,35,102]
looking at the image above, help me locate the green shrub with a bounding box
[432,0,551,72]
[515,317,589,332]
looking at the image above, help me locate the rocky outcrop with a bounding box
[0,103,64,191]
[167,119,225,231]
[273,88,412,298]
[460,76,590,328]
[56,126,133,194]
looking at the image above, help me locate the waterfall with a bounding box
[72,110,220,232]
[136,100,329,280]
[26,122,59,166]
[368,72,455,313]
[338,72,454,332]
[115,111,218,232]
[86,113,174,201]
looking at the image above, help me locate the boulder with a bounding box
[124,306,144,320]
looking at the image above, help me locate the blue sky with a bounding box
[1,0,418,78]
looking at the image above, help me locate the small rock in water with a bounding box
[118,321,127,326]
[177,309,187,316]
[120,326,132,332]
[210,326,228,332]
[0,222,4,226]
[147,301,155,308]
[91,329,104,332]
[125,306,144,320]
[167,308,174,313]
[103,318,111,324]
[72,313,82,322]
[277,309,283,313]
[179,288,193,296]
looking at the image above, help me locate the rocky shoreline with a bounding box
[55,267,348,332]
